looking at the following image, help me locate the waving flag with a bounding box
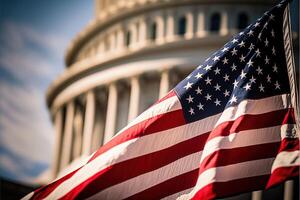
[24,0,299,199]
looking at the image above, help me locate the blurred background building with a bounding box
[43,0,298,199]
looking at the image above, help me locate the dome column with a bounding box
[60,101,75,170]
[159,70,170,98]
[128,76,141,122]
[197,10,206,37]
[103,83,118,143]
[51,109,63,178]
[82,91,96,155]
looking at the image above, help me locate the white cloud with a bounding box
[0,21,69,183]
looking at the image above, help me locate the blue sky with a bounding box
[0,0,298,185]
[0,0,92,184]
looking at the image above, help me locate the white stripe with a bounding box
[89,152,201,199]
[271,150,300,172]
[200,125,284,163]
[162,188,193,200]
[21,192,34,200]
[45,94,291,199]
[178,158,275,199]
[215,94,291,128]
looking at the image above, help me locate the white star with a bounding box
[255,48,261,57]
[254,22,260,27]
[233,79,239,89]
[223,74,230,81]
[243,83,251,91]
[222,47,229,52]
[205,93,212,101]
[239,31,244,36]
[277,3,282,8]
[214,98,221,106]
[249,76,256,83]
[205,77,212,85]
[247,30,254,36]
[238,41,245,48]
[195,72,203,79]
[214,83,221,91]
[272,46,276,55]
[231,48,238,56]
[189,108,195,115]
[214,67,221,75]
[186,95,194,103]
[267,74,271,83]
[197,103,204,110]
[256,66,263,75]
[240,54,246,62]
[231,63,237,71]
[240,70,247,79]
[271,29,275,37]
[274,81,280,89]
[204,65,212,71]
[222,57,229,64]
[248,43,255,51]
[213,56,220,62]
[264,38,269,47]
[224,90,230,97]
[259,84,265,92]
[265,56,270,64]
[272,64,278,73]
[247,59,254,67]
[229,95,238,104]
[232,38,239,44]
[186,75,191,80]
[269,14,275,20]
[195,87,202,94]
[184,81,193,90]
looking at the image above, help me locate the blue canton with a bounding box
[175,1,291,123]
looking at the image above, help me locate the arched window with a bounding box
[126,30,131,47]
[238,13,249,30]
[210,13,221,32]
[178,16,187,36]
[150,22,157,41]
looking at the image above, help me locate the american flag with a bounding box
[25,0,299,199]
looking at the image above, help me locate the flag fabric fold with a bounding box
[24,0,299,199]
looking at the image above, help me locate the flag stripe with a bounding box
[125,170,199,200]
[189,158,276,199]
[271,150,300,172]
[60,111,292,199]
[44,96,293,199]
[122,143,278,200]
[190,175,270,200]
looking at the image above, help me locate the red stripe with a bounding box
[59,109,293,199]
[125,169,199,200]
[278,138,299,152]
[208,108,295,141]
[30,168,81,200]
[192,175,270,200]
[155,90,176,104]
[89,109,185,162]
[267,166,299,188]
[199,142,281,174]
